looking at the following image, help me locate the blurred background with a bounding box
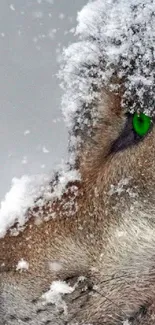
[0,0,87,201]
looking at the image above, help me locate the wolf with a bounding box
[0,0,155,324]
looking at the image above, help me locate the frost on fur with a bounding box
[59,0,155,152]
[16,258,29,272]
[41,281,74,315]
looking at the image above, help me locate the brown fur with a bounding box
[0,91,155,323]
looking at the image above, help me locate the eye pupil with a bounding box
[132,112,151,137]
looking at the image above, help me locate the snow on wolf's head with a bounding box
[60,0,155,156]
[59,0,155,205]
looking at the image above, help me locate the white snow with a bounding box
[24,130,30,136]
[9,4,15,11]
[48,167,80,200]
[16,258,29,272]
[0,165,80,238]
[41,277,86,314]
[42,146,49,154]
[59,0,155,150]
[41,280,74,315]
[41,275,87,315]
[0,175,52,238]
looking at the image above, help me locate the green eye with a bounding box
[132,112,152,137]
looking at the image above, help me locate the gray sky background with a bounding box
[0,0,87,201]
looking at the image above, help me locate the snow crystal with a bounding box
[16,258,29,272]
[42,146,49,153]
[41,280,74,315]
[24,130,30,136]
[59,0,155,152]
[41,277,86,315]
[9,4,15,11]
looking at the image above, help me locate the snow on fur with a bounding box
[0,174,51,238]
[0,166,80,238]
[16,258,29,272]
[41,280,74,315]
[59,0,155,136]
[41,277,86,315]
